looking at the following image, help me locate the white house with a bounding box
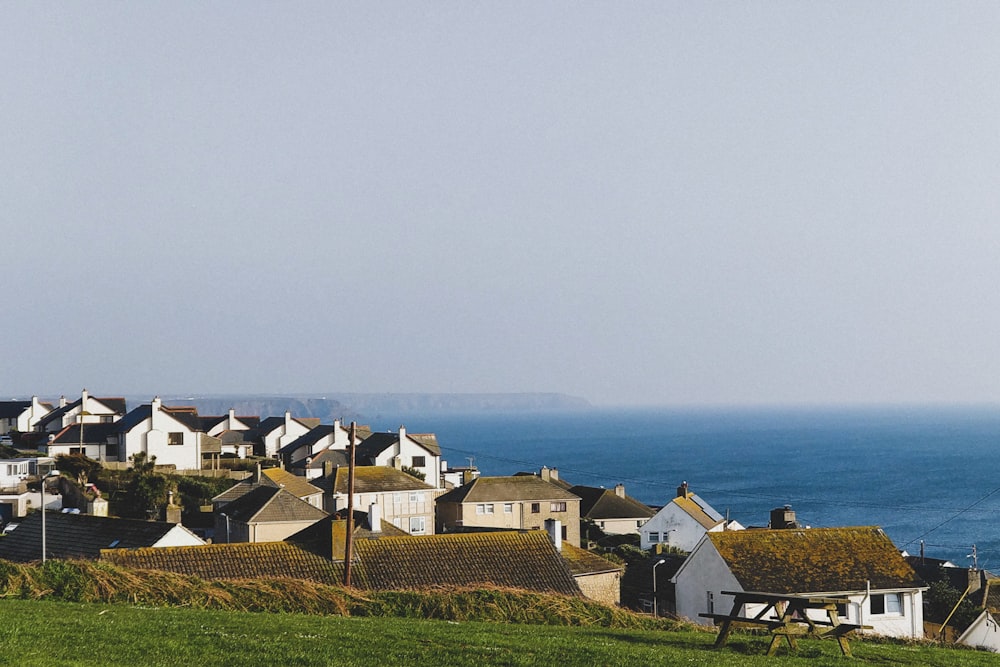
[355,426,443,489]
[319,465,439,536]
[640,482,743,551]
[257,412,319,458]
[115,397,204,469]
[36,390,127,433]
[955,574,1000,652]
[0,397,53,434]
[278,420,362,468]
[672,526,927,639]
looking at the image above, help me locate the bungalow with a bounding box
[569,483,655,539]
[672,526,927,638]
[640,481,743,552]
[0,511,204,561]
[435,475,582,546]
[215,486,328,543]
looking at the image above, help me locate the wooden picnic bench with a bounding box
[700,590,869,657]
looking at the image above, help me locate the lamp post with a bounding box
[39,468,58,562]
[220,512,231,543]
[652,558,666,617]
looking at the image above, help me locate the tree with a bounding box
[129,451,157,475]
[55,453,103,486]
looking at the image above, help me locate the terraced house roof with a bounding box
[569,485,655,521]
[708,526,925,594]
[351,530,581,595]
[101,542,343,584]
[261,467,323,499]
[219,486,327,524]
[436,476,580,504]
[326,465,434,494]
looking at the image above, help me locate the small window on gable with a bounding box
[167,432,184,446]
[411,456,426,468]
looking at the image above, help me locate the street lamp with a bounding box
[652,557,667,617]
[220,512,231,543]
[39,468,59,563]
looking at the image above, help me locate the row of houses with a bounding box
[5,393,998,649]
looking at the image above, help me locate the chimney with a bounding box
[254,463,262,484]
[614,484,626,498]
[677,481,689,498]
[81,388,89,407]
[368,502,382,532]
[228,408,236,427]
[284,411,292,430]
[164,490,181,523]
[770,505,798,529]
[540,466,558,482]
[544,519,562,551]
[59,395,67,408]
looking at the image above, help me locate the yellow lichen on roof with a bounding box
[560,543,624,576]
[673,494,723,530]
[709,526,923,594]
[334,466,434,493]
[262,467,323,499]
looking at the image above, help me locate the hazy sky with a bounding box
[4,3,1000,406]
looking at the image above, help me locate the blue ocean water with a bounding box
[365,405,1000,567]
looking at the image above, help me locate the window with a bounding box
[530,503,540,514]
[475,503,494,515]
[409,492,423,503]
[870,593,902,615]
[503,503,513,514]
[550,502,567,512]
[706,591,715,614]
[409,516,426,535]
[411,456,426,468]
[649,532,660,543]
[167,432,184,446]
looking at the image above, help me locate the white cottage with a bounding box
[115,397,204,469]
[640,482,743,552]
[672,526,927,639]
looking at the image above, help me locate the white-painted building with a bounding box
[640,482,743,551]
[0,397,53,434]
[672,526,927,639]
[115,397,203,469]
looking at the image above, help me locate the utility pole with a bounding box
[343,421,357,586]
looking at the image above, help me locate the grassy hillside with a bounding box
[0,598,996,667]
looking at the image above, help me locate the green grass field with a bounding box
[0,599,996,667]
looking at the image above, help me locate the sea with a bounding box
[362,405,1000,568]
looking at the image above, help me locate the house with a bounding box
[115,397,205,469]
[211,465,324,513]
[956,573,1000,652]
[640,481,743,552]
[561,540,625,606]
[435,475,582,546]
[569,483,655,539]
[43,422,118,461]
[313,465,438,535]
[277,420,363,468]
[0,457,35,525]
[35,390,126,433]
[215,486,328,543]
[199,409,261,458]
[0,510,204,561]
[672,526,927,638]
[253,412,321,458]
[354,426,442,488]
[0,397,53,435]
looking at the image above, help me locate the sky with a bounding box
[3,3,1000,407]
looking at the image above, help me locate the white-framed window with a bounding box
[393,493,403,505]
[870,593,903,615]
[409,516,426,535]
[649,531,660,543]
[503,503,513,514]
[550,502,567,512]
[409,492,422,503]
[476,503,494,515]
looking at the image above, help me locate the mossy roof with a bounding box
[437,476,580,504]
[560,543,624,577]
[262,467,323,498]
[708,526,925,594]
[219,486,328,524]
[673,493,724,530]
[101,542,344,584]
[351,530,581,595]
[326,465,435,494]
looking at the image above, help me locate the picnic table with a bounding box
[700,590,868,657]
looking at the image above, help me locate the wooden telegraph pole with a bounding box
[343,421,357,586]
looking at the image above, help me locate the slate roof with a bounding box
[355,431,441,461]
[218,487,327,524]
[318,465,434,495]
[436,476,580,504]
[101,542,344,584]
[0,401,31,419]
[351,530,581,595]
[278,424,334,456]
[569,485,655,521]
[49,422,117,445]
[707,526,926,594]
[291,448,349,474]
[0,511,200,562]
